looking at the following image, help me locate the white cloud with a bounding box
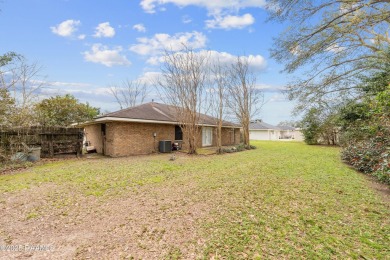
[137,71,163,85]
[133,23,146,32]
[83,44,131,67]
[269,94,287,102]
[39,86,116,108]
[93,22,115,38]
[50,19,81,37]
[289,45,301,56]
[31,80,92,88]
[140,1,262,31]
[147,50,267,71]
[50,81,92,88]
[66,87,110,96]
[255,83,284,93]
[130,31,207,56]
[205,13,254,29]
[325,44,346,53]
[206,50,267,71]
[146,56,165,65]
[78,34,86,40]
[140,0,266,14]
[182,15,192,24]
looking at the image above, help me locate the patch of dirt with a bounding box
[364,174,390,204]
[0,157,79,176]
[342,161,390,204]
[0,178,212,259]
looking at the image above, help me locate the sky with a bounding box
[0,0,298,125]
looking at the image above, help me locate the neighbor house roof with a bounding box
[249,120,296,131]
[249,121,279,130]
[78,102,240,128]
[278,125,295,131]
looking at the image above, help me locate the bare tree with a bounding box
[0,52,18,128]
[0,52,22,91]
[227,56,263,148]
[1,58,46,127]
[108,79,148,109]
[158,46,209,154]
[267,0,390,112]
[209,59,229,153]
[12,61,46,127]
[13,61,45,107]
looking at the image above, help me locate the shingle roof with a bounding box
[249,121,278,130]
[278,125,295,130]
[96,102,239,127]
[99,102,175,122]
[249,121,296,131]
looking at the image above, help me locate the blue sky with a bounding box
[0,0,298,125]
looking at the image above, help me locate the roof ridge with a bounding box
[94,101,239,127]
[98,102,155,118]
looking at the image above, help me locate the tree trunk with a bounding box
[217,122,222,154]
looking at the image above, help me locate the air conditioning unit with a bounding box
[159,140,172,153]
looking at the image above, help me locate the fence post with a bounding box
[49,134,54,158]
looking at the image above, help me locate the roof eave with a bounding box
[76,117,241,128]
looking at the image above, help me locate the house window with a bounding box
[175,125,183,140]
[202,127,213,146]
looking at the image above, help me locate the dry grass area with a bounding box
[0,141,389,259]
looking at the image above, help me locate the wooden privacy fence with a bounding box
[0,126,83,158]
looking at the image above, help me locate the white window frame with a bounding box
[202,127,213,146]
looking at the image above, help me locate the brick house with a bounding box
[79,102,241,157]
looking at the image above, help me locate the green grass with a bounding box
[0,157,175,196]
[0,141,388,258]
[198,142,389,259]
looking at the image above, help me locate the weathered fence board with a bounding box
[0,126,83,158]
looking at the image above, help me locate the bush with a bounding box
[338,81,389,184]
[341,130,390,184]
[221,144,256,153]
[235,144,246,152]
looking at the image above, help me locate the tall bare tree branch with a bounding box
[227,56,264,148]
[157,46,209,154]
[208,58,230,153]
[108,79,148,109]
[267,0,390,111]
[1,57,46,127]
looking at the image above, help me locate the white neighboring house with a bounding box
[249,119,303,141]
[249,120,280,141]
[293,128,304,141]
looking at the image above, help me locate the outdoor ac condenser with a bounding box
[159,140,171,153]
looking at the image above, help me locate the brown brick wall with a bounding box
[85,122,241,156]
[221,127,240,146]
[107,122,175,157]
[84,124,103,153]
[235,128,241,144]
[181,127,241,150]
[104,123,115,156]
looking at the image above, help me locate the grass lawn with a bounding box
[0,141,388,259]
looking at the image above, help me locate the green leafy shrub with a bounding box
[221,144,256,153]
[341,129,390,184]
[221,147,233,153]
[339,76,390,184]
[235,144,246,152]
